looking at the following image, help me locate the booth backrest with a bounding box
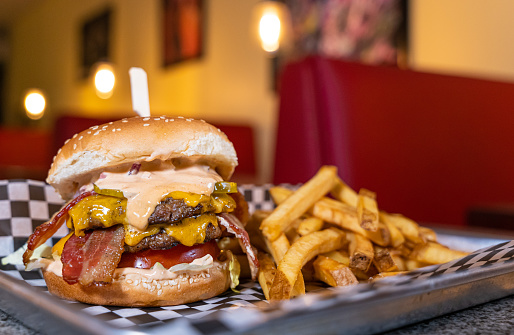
[274,56,514,226]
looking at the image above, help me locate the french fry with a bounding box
[405,258,429,271]
[311,197,391,246]
[373,245,398,273]
[257,253,276,300]
[411,242,469,265]
[348,232,374,272]
[260,166,338,242]
[269,186,292,205]
[313,255,358,287]
[297,216,324,236]
[382,216,405,248]
[419,226,438,242]
[371,271,406,280]
[390,253,407,271]
[269,228,345,300]
[322,250,350,266]
[265,234,306,296]
[330,176,358,207]
[357,189,379,232]
[351,262,379,281]
[380,212,423,244]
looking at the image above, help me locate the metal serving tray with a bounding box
[1,180,514,335]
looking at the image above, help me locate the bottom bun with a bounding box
[43,259,231,307]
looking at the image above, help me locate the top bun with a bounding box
[47,116,238,200]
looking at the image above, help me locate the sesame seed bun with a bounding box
[47,116,238,200]
[42,259,231,307]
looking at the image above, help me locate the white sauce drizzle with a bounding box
[94,163,223,230]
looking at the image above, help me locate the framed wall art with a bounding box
[163,0,204,66]
[81,9,111,78]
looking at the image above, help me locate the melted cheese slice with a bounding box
[95,164,223,230]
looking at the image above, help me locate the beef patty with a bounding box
[148,197,208,224]
[77,197,220,252]
[124,223,222,253]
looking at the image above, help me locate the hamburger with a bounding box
[22,116,258,306]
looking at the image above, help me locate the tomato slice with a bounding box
[117,240,220,269]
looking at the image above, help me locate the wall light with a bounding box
[24,89,46,120]
[94,63,115,99]
[252,1,291,55]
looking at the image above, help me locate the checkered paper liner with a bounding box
[1,179,514,334]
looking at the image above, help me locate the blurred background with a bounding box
[2,0,514,227]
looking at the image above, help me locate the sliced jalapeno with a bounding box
[213,181,238,193]
[93,184,125,198]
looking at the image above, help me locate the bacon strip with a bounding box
[23,191,96,265]
[62,225,125,285]
[219,213,259,280]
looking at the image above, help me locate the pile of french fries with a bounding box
[249,166,468,301]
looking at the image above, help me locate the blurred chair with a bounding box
[0,127,52,180]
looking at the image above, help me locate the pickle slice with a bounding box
[213,181,238,193]
[93,184,125,198]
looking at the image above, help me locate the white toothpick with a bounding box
[129,67,151,117]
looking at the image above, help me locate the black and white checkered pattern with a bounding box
[1,180,514,334]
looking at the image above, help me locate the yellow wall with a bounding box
[5,0,277,182]
[410,0,514,82]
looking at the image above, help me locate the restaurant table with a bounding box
[1,294,513,335]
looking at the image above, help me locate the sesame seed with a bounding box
[122,119,128,123]
[112,129,116,132]
[157,283,161,289]
[157,290,163,296]
[91,126,98,130]
[178,116,184,119]
[78,136,83,141]
[64,139,70,144]
[116,128,121,131]
[134,280,139,286]
[72,134,77,139]
[170,119,174,121]
[154,118,161,120]
[94,131,100,135]
[143,124,150,127]
[57,148,61,154]
[73,144,77,150]
[127,279,133,284]
[143,117,150,121]
[108,122,113,125]
[87,131,91,134]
